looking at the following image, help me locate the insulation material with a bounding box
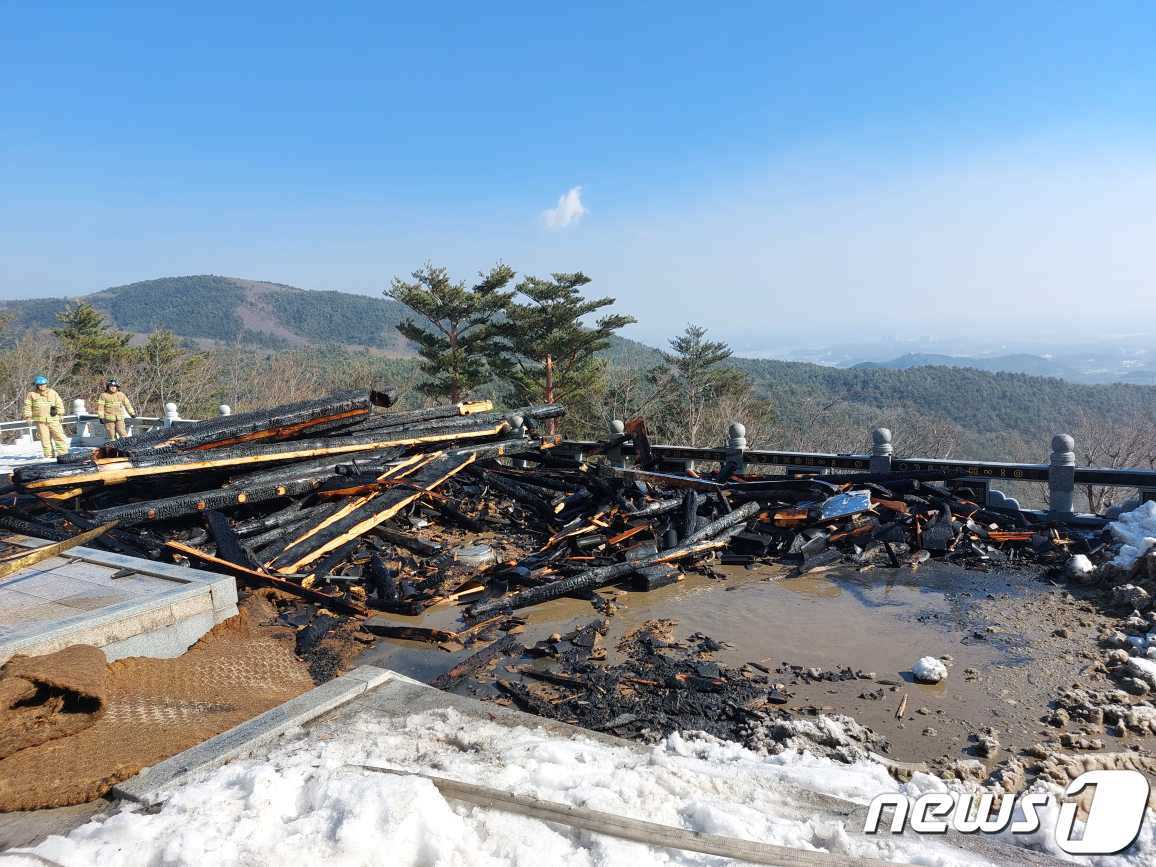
[0,594,313,812]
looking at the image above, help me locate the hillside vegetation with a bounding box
[0,275,410,351]
[3,274,1153,469]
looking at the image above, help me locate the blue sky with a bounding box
[3,2,1155,349]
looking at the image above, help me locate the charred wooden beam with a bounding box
[431,635,522,689]
[366,553,401,607]
[14,420,510,490]
[420,491,486,532]
[309,538,363,582]
[105,388,396,455]
[470,467,556,517]
[166,540,368,615]
[205,511,259,570]
[223,448,402,489]
[625,497,682,519]
[633,562,680,591]
[269,450,476,574]
[86,477,324,527]
[0,512,73,542]
[337,400,494,435]
[371,526,443,557]
[234,500,314,537]
[0,523,116,582]
[467,525,749,620]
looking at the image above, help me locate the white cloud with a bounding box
[541,185,587,229]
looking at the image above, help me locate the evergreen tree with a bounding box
[387,263,515,402]
[488,273,635,429]
[651,325,756,446]
[52,302,131,375]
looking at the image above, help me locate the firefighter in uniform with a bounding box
[96,379,135,440]
[23,375,69,458]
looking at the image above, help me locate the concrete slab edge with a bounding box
[0,581,235,665]
[112,665,393,804]
[1,536,233,588]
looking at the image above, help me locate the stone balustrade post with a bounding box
[608,419,626,468]
[870,428,893,474]
[163,402,180,429]
[219,405,232,416]
[1048,434,1076,518]
[72,399,90,438]
[505,413,528,467]
[725,422,747,475]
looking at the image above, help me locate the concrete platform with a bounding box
[0,534,238,665]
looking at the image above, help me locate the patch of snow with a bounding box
[1109,501,1156,569]
[1064,554,1095,578]
[1124,656,1156,688]
[23,708,1007,866]
[912,656,948,684]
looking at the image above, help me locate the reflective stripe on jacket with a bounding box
[96,390,135,421]
[23,388,64,423]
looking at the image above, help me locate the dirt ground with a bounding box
[358,557,1156,781]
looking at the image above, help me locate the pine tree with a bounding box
[387,263,515,402]
[488,273,635,429]
[52,302,131,375]
[651,325,752,446]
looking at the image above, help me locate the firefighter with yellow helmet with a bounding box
[22,375,69,458]
[96,379,135,440]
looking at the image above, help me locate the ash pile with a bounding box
[437,617,889,764]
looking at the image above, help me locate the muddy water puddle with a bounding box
[357,562,1092,765]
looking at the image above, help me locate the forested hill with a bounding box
[3,274,1152,462]
[2,274,662,362]
[733,357,1155,459]
[0,275,413,352]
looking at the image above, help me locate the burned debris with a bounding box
[0,390,1121,638]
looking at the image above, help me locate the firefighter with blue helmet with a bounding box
[23,375,68,458]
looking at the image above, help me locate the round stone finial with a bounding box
[505,413,525,431]
[609,419,625,435]
[72,398,87,415]
[219,404,232,416]
[872,428,893,456]
[728,422,746,439]
[164,402,179,418]
[1052,434,1074,454]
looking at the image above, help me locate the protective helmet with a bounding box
[33,375,48,386]
[107,379,120,388]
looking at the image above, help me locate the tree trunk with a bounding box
[449,329,461,402]
[545,354,555,435]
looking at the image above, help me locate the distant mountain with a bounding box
[0,275,649,362]
[2,275,428,353]
[850,352,1082,380]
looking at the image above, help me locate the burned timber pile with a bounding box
[0,393,1119,633]
[0,389,1117,679]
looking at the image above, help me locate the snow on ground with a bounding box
[1110,501,1156,570]
[0,440,56,475]
[15,707,1150,867]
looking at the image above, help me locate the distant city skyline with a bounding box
[3,2,1155,346]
